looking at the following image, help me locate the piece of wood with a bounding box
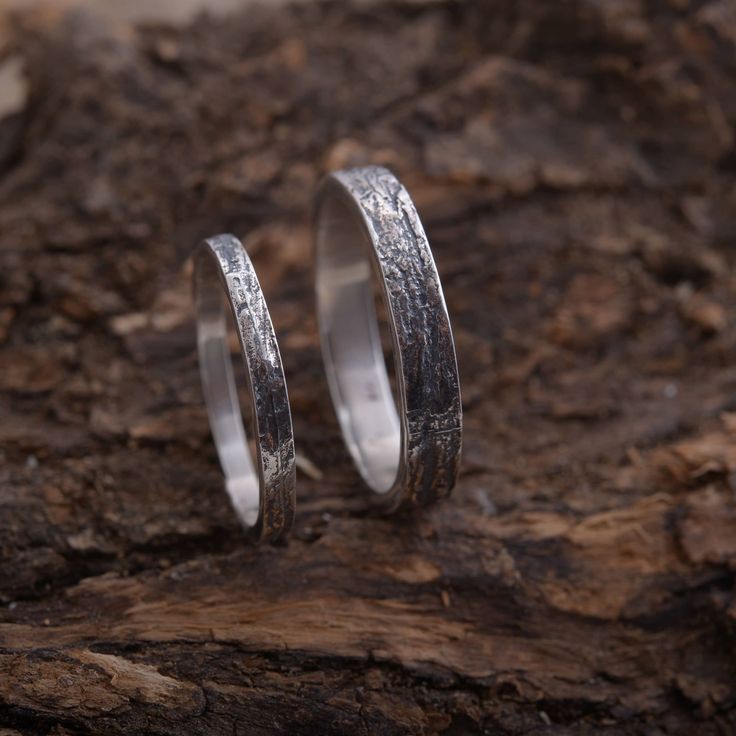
[1,1,736,733]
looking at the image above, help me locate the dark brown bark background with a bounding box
[1,0,736,733]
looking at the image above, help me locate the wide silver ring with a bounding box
[314,166,462,512]
[194,234,295,541]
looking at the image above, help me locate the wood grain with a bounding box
[1,1,736,733]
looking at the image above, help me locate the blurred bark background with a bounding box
[1,0,736,734]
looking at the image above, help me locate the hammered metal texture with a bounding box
[197,235,296,541]
[322,167,462,510]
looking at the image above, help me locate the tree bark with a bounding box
[1,1,736,733]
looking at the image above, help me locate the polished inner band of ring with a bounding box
[315,166,462,510]
[194,234,295,541]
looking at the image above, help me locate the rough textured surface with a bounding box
[195,235,296,540]
[1,0,736,734]
[316,167,462,509]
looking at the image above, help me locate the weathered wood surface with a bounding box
[1,1,736,733]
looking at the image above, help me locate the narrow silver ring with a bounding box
[194,234,295,541]
[315,166,462,512]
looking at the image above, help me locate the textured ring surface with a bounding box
[194,234,295,541]
[315,166,462,511]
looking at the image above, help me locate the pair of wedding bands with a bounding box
[193,166,462,542]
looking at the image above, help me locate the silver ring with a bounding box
[315,166,462,511]
[194,234,295,541]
